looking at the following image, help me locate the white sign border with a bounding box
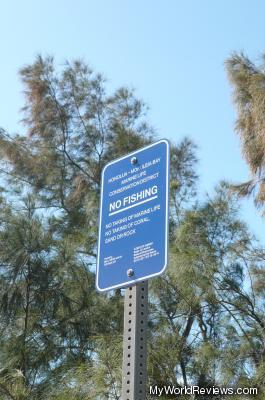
[96,139,170,292]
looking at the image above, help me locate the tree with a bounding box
[0,55,264,399]
[226,52,265,213]
[0,55,197,399]
[149,183,265,397]
[0,55,153,399]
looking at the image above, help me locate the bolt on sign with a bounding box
[96,139,170,292]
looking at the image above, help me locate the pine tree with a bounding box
[149,183,265,396]
[226,52,265,213]
[0,55,264,399]
[0,55,193,398]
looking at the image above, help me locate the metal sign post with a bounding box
[121,282,148,400]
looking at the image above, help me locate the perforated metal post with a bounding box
[122,281,148,400]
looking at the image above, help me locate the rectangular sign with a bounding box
[96,139,170,292]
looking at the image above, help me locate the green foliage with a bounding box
[226,52,265,213]
[0,55,264,399]
[149,183,264,395]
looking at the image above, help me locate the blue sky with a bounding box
[1,0,265,243]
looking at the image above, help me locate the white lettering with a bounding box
[109,199,122,212]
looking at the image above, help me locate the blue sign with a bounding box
[96,139,170,292]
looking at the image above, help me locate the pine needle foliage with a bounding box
[226,52,265,213]
[0,56,264,399]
